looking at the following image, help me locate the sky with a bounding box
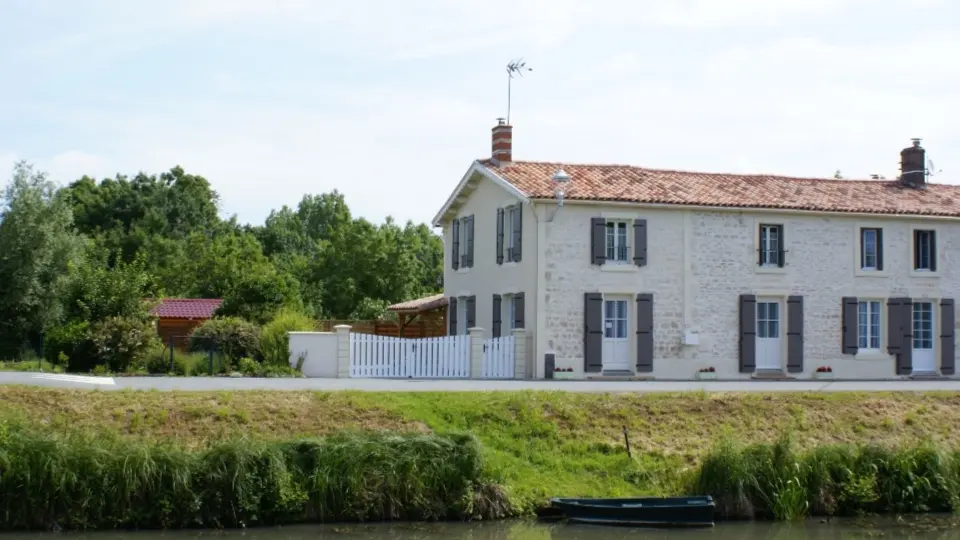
[1,0,958,228]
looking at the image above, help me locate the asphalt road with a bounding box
[3,372,960,392]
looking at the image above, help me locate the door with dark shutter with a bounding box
[514,292,525,329]
[633,219,647,267]
[892,297,914,375]
[887,298,902,354]
[451,220,460,270]
[465,215,475,268]
[590,218,606,265]
[584,293,604,372]
[635,293,654,372]
[448,297,458,335]
[492,294,502,338]
[787,296,803,372]
[940,299,955,375]
[466,295,476,329]
[496,208,504,265]
[841,297,859,355]
[512,205,522,262]
[739,294,757,373]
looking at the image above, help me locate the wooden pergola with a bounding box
[386,294,448,338]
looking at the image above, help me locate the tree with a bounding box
[0,161,85,356]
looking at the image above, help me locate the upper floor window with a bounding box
[451,215,474,270]
[506,205,519,260]
[914,229,937,271]
[758,224,784,267]
[496,205,522,264]
[605,221,629,263]
[860,228,883,270]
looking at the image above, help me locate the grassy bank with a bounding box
[0,427,509,530]
[2,388,960,523]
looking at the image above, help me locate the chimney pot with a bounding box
[900,138,926,188]
[491,119,512,163]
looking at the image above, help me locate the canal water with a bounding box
[4,516,960,540]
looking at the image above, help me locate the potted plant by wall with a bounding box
[814,366,834,380]
[696,366,717,380]
[553,367,576,380]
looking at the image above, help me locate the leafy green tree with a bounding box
[0,161,85,356]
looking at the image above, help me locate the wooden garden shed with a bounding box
[150,298,223,349]
[385,294,448,338]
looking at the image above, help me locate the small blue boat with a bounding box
[542,496,715,527]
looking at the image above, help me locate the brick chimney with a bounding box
[900,138,926,188]
[492,118,512,163]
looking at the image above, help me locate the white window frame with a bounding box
[457,217,469,269]
[759,224,781,267]
[507,294,518,331]
[605,220,630,264]
[857,300,882,354]
[860,228,879,270]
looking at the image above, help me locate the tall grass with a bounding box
[691,433,960,521]
[0,424,510,531]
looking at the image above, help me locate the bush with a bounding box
[88,316,159,373]
[189,317,261,364]
[260,309,315,366]
[43,320,97,372]
[0,427,507,530]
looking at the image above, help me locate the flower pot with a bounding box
[553,371,577,380]
[696,371,717,380]
[813,372,835,380]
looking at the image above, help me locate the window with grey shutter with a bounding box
[787,296,803,372]
[584,292,604,372]
[739,294,757,373]
[888,297,913,374]
[465,215,475,268]
[496,208,504,265]
[914,230,936,271]
[448,297,458,335]
[635,293,653,372]
[887,298,902,354]
[466,295,476,329]
[512,205,522,262]
[492,294,502,338]
[633,219,647,267]
[514,292,525,329]
[841,297,859,355]
[758,224,785,267]
[451,220,460,270]
[941,298,955,375]
[590,218,606,265]
[860,228,883,270]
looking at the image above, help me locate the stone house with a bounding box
[432,120,960,380]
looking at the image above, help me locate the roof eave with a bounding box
[431,161,530,227]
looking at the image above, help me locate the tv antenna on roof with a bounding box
[506,58,532,124]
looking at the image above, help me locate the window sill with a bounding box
[910,270,940,279]
[500,261,519,268]
[855,351,888,361]
[755,265,787,274]
[456,268,472,274]
[600,263,638,273]
[855,268,888,278]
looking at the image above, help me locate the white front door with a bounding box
[602,298,630,371]
[912,301,936,373]
[756,299,782,370]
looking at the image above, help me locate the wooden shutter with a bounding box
[451,219,460,270]
[514,292,525,329]
[465,215,475,268]
[590,217,606,265]
[940,298,955,375]
[584,293,604,372]
[512,205,522,262]
[777,225,786,268]
[930,231,937,271]
[897,298,914,375]
[786,296,804,373]
[633,219,648,267]
[739,294,757,373]
[887,298,902,353]
[841,297,859,355]
[466,295,476,329]
[635,293,654,373]
[492,294,502,338]
[448,297,458,335]
[496,208,504,265]
[876,228,884,270]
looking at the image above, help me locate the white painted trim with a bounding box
[852,222,889,278]
[908,224,942,278]
[529,198,960,222]
[854,297,886,359]
[753,218,789,274]
[432,162,530,227]
[600,264,638,273]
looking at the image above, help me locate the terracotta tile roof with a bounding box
[151,298,223,319]
[483,160,960,217]
[387,294,448,312]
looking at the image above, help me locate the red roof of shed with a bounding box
[151,298,223,319]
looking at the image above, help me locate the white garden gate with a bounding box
[349,333,469,378]
[482,335,515,379]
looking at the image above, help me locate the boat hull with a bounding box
[548,496,715,528]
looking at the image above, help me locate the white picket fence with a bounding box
[349,333,470,378]
[482,335,516,379]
